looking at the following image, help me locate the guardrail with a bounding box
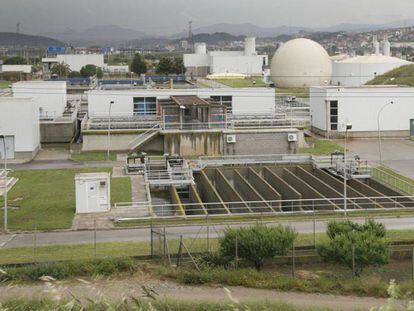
[113,195,414,221]
[372,167,414,195]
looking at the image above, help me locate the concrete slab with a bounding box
[35,148,70,161]
[112,166,126,178]
[71,213,113,230]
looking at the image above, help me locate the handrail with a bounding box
[372,167,414,195]
[128,124,160,150]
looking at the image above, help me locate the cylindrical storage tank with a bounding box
[244,37,256,56]
[270,38,332,88]
[383,41,391,57]
[194,42,207,55]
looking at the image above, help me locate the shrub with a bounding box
[219,224,297,271]
[318,220,390,276]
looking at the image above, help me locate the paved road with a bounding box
[338,138,414,178]
[1,216,414,249]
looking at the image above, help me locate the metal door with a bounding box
[410,119,414,137]
[87,182,99,213]
[0,136,15,160]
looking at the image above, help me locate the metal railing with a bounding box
[113,195,414,221]
[128,124,160,151]
[372,167,414,195]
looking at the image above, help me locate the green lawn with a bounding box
[0,168,131,231]
[0,80,11,89]
[71,152,117,162]
[299,139,344,155]
[367,64,414,86]
[215,77,267,87]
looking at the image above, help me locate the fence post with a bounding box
[412,247,414,280]
[291,242,295,277]
[33,224,37,263]
[313,217,316,249]
[235,236,239,270]
[176,235,183,268]
[163,227,166,262]
[207,216,210,253]
[352,245,356,278]
[150,223,153,259]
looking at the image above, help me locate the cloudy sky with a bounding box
[0,0,413,34]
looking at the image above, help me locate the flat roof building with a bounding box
[0,97,40,162]
[310,85,414,137]
[12,81,67,118]
[42,54,105,72]
[184,38,268,77]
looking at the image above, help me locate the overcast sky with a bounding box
[1,0,413,34]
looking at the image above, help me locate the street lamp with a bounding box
[377,101,394,165]
[343,123,352,217]
[0,135,8,231]
[107,101,114,161]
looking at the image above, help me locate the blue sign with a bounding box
[47,46,66,54]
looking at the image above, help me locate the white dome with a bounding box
[271,38,332,88]
[337,54,410,64]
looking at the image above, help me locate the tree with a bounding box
[219,224,297,271]
[318,220,390,276]
[68,71,81,78]
[51,63,70,77]
[156,57,174,75]
[130,53,147,75]
[172,58,185,74]
[4,56,26,65]
[80,64,103,78]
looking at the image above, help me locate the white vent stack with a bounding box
[194,42,207,55]
[383,35,391,57]
[244,37,256,56]
[373,35,380,56]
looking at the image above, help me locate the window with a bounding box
[211,95,232,112]
[329,100,338,131]
[133,97,157,115]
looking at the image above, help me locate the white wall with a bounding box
[0,97,40,154]
[183,54,210,67]
[309,87,328,131]
[332,62,410,87]
[210,55,267,75]
[12,81,67,118]
[1,65,32,73]
[311,86,414,133]
[55,54,104,71]
[103,65,129,73]
[87,88,275,116]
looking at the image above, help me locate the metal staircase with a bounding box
[128,124,160,152]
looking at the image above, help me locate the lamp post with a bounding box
[343,123,352,217]
[107,101,114,161]
[377,101,394,165]
[0,135,7,231]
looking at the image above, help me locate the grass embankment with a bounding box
[0,80,11,89]
[71,152,117,162]
[0,168,131,231]
[366,64,414,86]
[0,299,326,311]
[299,139,344,155]
[276,87,310,98]
[0,229,413,265]
[215,77,267,87]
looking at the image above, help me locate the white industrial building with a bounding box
[0,64,32,74]
[331,36,412,87]
[42,54,105,72]
[103,64,130,74]
[12,81,67,118]
[310,85,414,137]
[87,88,275,116]
[184,38,268,77]
[0,97,40,161]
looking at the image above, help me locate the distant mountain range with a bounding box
[0,32,64,47]
[40,25,148,46]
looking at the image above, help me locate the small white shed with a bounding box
[75,173,111,214]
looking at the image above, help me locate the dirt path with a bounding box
[0,277,389,310]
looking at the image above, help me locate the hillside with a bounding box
[0,32,64,47]
[191,32,245,44]
[366,64,414,86]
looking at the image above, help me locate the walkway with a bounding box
[2,216,414,249]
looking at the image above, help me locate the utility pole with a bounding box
[1,135,8,232]
[107,101,114,161]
